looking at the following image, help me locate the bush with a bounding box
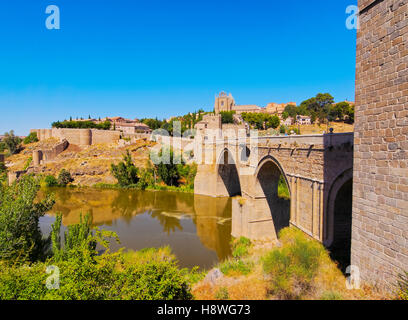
[57,169,73,186]
[0,217,193,300]
[262,228,325,299]
[320,291,343,300]
[137,168,155,190]
[280,125,287,134]
[23,132,39,144]
[0,175,55,262]
[23,157,32,171]
[215,287,229,300]
[232,237,251,259]
[111,150,139,187]
[44,175,58,187]
[219,259,253,276]
[0,162,7,184]
[397,271,408,300]
[278,175,290,200]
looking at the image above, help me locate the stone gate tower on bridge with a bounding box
[352,0,408,289]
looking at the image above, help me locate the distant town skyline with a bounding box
[0,0,357,135]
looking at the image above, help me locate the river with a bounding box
[39,187,232,269]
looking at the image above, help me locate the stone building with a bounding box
[352,0,408,289]
[194,113,247,139]
[213,91,295,115]
[115,122,151,134]
[266,102,297,116]
[296,115,312,125]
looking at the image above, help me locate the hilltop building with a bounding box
[213,91,296,116]
[78,116,152,134]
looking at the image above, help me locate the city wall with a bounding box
[33,139,69,166]
[31,128,121,146]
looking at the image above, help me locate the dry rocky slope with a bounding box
[6,138,156,186]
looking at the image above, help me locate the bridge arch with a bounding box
[216,148,241,197]
[324,168,353,272]
[253,155,291,238]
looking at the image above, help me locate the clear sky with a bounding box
[0,0,357,135]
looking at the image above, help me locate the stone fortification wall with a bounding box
[33,139,69,166]
[31,128,120,146]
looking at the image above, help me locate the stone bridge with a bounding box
[194,133,354,260]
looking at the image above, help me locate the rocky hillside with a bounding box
[5,138,156,186]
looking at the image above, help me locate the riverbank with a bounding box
[5,138,155,186]
[192,229,392,300]
[92,182,194,193]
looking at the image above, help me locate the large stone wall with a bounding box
[33,139,69,166]
[31,128,120,146]
[352,0,408,289]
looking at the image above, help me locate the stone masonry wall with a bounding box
[352,0,408,289]
[31,128,120,146]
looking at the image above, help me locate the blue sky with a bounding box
[0,0,357,135]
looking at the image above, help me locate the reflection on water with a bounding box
[38,188,232,269]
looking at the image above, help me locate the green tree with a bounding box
[284,105,298,118]
[0,175,55,262]
[346,104,355,123]
[57,169,73,186]
[266,115,281,129]
[3,131,22,155]
[220,111,235,124]
[153,148,181,187]
[111,150,139,187]
[44,175,58,187]
[23,132,39,144]
[300,93,334,123]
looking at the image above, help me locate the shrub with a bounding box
[280,125,287,134]
[397,271,408,300]
[137,168,155,190]
[23,157,32,171]
[23,132,39,144]
[215,287,229,300]
[320,291,343,300]
[111,150,139,187]
[219,259,253,276]
[57,169,73,186]
[0,175,55,262]
[177,162,197,189]
[0,162,7,183]
[231,237,251,259]
[262,227,325,299]
[277,175,290,200]
[0,232,193,300]
[44,175,58,187]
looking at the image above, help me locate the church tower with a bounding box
[214,92,235,114]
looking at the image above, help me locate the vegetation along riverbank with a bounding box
[0,175,406,300]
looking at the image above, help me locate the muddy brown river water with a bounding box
[39,187,232,269]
